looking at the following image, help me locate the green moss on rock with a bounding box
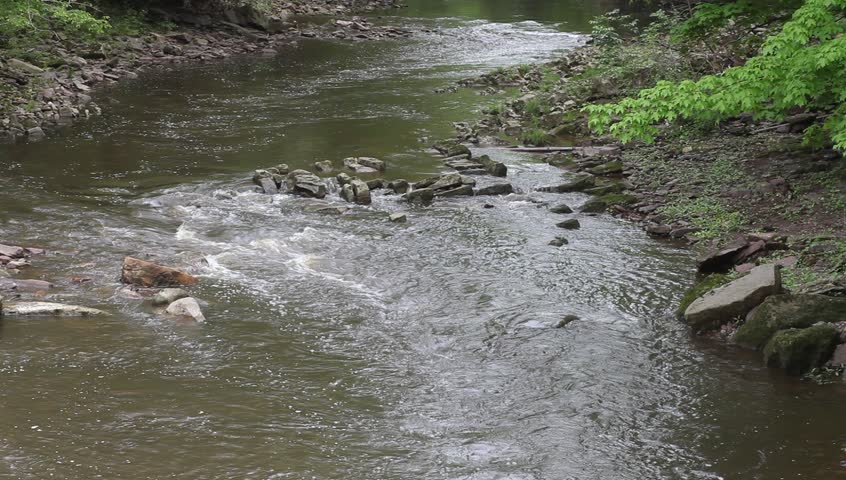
[762,324,840,375]
[734,294,846,350]
[599,193,638,206]
[588,160,623,176]
[676,273,734,317]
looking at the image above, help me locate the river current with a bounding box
[1,1,844,479]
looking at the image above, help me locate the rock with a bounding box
[366,179,384,190]
[476,155,507,177]
[336,172,353,186]
[314,160,333,172]
[6,259,29,269]
[0,244,25,258]
[555,314,579,328]
[7,59,44,75]
[646,224,672,236]
[579,198,608,213]
[557,219,581,230]
[444,158,485,171]
[151,288,190,306]
[829,344,846,366]
[435,185,474,197]
[549,203,573,214]
[429,173,464,191]
[121,257,198,288]
[26,127,46,141]
[697,241,750,274]
[0,279,54,291]
[763,324,840,374]
[588,160,623,176]
[476,183,514,196]
[549,237,569,247]
[340,179,371,205]
[286,170,327,198]
[165,297,206,322]
[388,213,407,223]
[538,175,596,193]
[387,179,409,194]
[733,294,846,349]
[433,139,471,158]
[403,188,435,205]
[343,157,385,173]
[3,301,107,317]
[252,169,280,194]
[684,264,781,332]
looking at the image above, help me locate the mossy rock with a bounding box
[433,140,471,158]
[762,324,840,375]
[733,294,846,350]
[599,193,638,206]
[584,182,626,195]
[546,153,577,168]
[676,274,734,317]
[588,160,623,176]
[579,198,608,213]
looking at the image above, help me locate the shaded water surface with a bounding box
[1,1,845,478]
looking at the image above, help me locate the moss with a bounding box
[584,181,626,195]
[734,294,846,350]
[579,198,608,213]
[676,273,735,317]
[762,324,840,375]
[588,160,624,176]
[599,193,638,206]
[546,153,577,168]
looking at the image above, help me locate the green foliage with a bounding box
[661,198,746,239]
[589,9,639,47]
[520,128,550,146]
[0,0,111,42]
[586,0,846,151]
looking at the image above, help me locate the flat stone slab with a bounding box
[3,302,108,317]
[685,264,781,332]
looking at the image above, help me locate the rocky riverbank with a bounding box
[447,40,846,380]
[0,0,407,143]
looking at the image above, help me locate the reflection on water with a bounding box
[1,1,845,479]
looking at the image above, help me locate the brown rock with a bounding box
[120,257,198,287]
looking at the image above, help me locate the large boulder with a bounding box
[0,244,25,258]
[165,297,206,323]
[252,169,279,194]
[3,301,107,317]
[476,155,507,177]
[476,183,514,196]
[763,324,840,374]
[428,173,464,191]
[340,178,372,205]
[403,188,435,205]
[121,257,198,288]
[286,170,327,198]
[433,140,471,158]
[684,264,781,332]
[733,294,846,349]
[538,175,596,193]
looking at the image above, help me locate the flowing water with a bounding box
[1,1,845,479]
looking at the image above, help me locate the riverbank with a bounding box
[450,21,846,379]
[0,0,406,143]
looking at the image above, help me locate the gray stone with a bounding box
[476,183,514,196]
[549,204,573,214]
[549,237,569,247]
[435,185,474,197]
[3,301,107,317]
[252,169,279,194]
[403,188,435,205]
[7,59,44,75]
[685,264,782,332]
[388,213,407,223]
[429,173,464,191]
[580,198,608,213]
[340,179,371,205]
[557,219,580,230]
[387,179,409,194]
[538,175,596,193]
[336,172,353,186]
[476,154,507,177]
[0,244,25,258]
[313,160,333,172]
[165,297,206,322]
[343,157,385,173]
[433,139,471,158]
[366,179,384,190]
[828,343,846,366]
[152,288,190,307]
[26,127,46,141]
[286,170,326,198]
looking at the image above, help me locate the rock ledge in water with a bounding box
[3,301,107,317]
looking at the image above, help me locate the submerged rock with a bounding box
[763,324,840,374]
[165,297,206,323]
[549,237,569,247]
[286,170,327,198]
[733,294,846,349]
[121,257,198,288]
[579,198,608,213]
[152,288,190,307]
[387,179,410,194]
[343,157,385,173]
[3,301,107,317]
[549,203,573,214]
[684,264,781,333]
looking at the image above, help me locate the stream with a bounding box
[1,1,845,478]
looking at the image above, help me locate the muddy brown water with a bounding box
[1,1,845,478]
